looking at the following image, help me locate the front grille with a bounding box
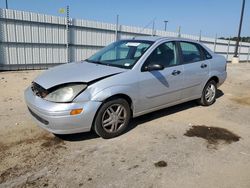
[31,82,48,98]
[28,108,49,125]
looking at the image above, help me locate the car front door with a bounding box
[137,41,184,113]
[178,41,210,100]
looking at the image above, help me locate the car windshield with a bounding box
[86,40,153,69]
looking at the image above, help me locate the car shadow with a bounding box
[126,89,224,134]
[56,89,224,141]
[54,131,99,142]
[125,100,198,134]
[216,89,224,99]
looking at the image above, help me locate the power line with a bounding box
[136,17,156,36]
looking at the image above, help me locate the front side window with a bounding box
[86,40,153,69]
[143,42,178,68]
[179,42,202,63]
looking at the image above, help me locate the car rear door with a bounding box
[137,41,184,112]
[177,41,210,100]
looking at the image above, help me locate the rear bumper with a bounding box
[24,87,101,134]
[217,71,227,88]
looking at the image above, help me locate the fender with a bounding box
[91,85,136,102]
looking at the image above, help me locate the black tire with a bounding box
[198,80,217,106]
[93,98,131,139]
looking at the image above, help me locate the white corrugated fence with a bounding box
[0,8,250,70]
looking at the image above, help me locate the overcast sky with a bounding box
[0,0,249,38]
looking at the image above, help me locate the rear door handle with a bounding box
[172,70,181,76]
[201,63,207,68]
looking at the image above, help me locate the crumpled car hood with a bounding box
[34,61,126,89]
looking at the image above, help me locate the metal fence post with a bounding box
[226,37,231,61]
[239,39,242,61]
[213,34,217,52]
[152,20,155,36]
[247,46,250,63]
[199,30,201,42]
[115,15,119,41]
[178,26,181,38]
[4,10,11,70]
[66,5,70,63]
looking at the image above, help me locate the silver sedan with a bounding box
[24,37,227,138]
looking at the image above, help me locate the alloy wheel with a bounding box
[101,104,127,133]
[205,84,216,103]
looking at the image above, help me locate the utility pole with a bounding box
[234,0,245,58]
[164,20,168,31]
[5,0,8,9]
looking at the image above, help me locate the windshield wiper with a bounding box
[85,59,112,66]
[85,59,104,64]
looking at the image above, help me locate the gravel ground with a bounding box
[0,64,250,188]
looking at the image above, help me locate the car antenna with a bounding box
[132,17,156,39]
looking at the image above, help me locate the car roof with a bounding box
[130,36,214,54]
[131,36,199,43]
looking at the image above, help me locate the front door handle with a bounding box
[201,63,207,68]
[172,70,181,76]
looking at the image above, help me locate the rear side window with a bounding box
[200,46,212,59]
[179,42,202,64]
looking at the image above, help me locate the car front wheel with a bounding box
[199,80,217,106]
[93,98,131,139]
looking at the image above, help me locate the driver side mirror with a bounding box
[142,63,164,72]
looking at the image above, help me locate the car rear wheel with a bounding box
[93,98,131,139]
[198,80,217,106]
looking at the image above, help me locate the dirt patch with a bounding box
[0,166,20,184]
[0,142,8,153]
[41,136,64,148]
[0,134,66,185]
[184,125,240,148]
[154,161,167,168]
[128,165,139,170]
[166,134,177,139]
[1,133,65,153]
[231,96,250,106]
